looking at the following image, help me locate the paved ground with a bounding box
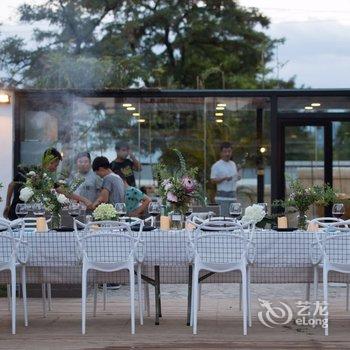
[1,284,350,349]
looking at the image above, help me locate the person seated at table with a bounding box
[71,152,102,204]
[91,156,125,209]
[116,171,151,217]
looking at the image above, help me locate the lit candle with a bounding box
[160,216,170,230]
[277,216,288,229]
[307,222,319,232]
[36,217,48,233]
[185,221,196,231]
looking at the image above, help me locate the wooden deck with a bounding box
[1,284,350,350]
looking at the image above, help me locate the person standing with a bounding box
[110,142,141,187]
[91,156,125,209]
[210,142,241,216]
[72,152,102,204]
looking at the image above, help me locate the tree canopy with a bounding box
[0,0,295,89]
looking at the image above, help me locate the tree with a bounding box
[0,0,294,89]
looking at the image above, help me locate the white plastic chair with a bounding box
[310,218,350,309]
[76,222,144,334]
[311,230,350,335]
[189,226,254,335]
[0,224,28,334]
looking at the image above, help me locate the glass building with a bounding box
[14,89,350,213]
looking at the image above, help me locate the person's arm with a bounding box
[3,181,15,218]
[92,188,110,209]
[56,186,92,207]
[129,194,151,217]
[130,153,142,171]
[211,176,232,184]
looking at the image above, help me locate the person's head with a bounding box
[115,142,130,160]
[92,156,111,178]
[42,148,62,172]
[76,152,91,174]
[220,142,232,161]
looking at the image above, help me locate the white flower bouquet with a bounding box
[92,203,118,221]
[242,204,266,224]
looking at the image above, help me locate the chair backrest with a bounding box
[77,231,139,265]
[193,232,252,265]
[198,219,244,232]
[0,218,22,231]
[82,220,142,238]
[310,217,348,228]
[317,231,350,265]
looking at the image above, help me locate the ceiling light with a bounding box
[311,103,321,107]
[216,119,223,123]
[132,112,140,117]
[122,103,132,107]
[260,147,266,154]
[215,112,224,117]
[138,118,146,123]
[304,106,313,110]
[127,107,136,111]
[216,106,225,110]
[217,103,226,107]
[0,93,10,104]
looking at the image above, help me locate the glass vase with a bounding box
[170,209,184,230]
[297,211,308,230]
[50,212,61,230]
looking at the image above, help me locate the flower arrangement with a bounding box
[154,149,203,214]
[92,203,118,221]
[18,155,82,227]
[242,204,266,224]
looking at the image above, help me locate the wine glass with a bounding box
[229,203,242,219]
[185,205,193,217]
[79,202,87,217]
[148,202,161,217]
[32,203,46,217]
[332,203,345,219]
[115,203,127,217]
[15,203,28,218]
[257,202,268,216]
[68,202,81,218]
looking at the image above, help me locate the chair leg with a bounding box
[190,265,196,327]
[82,268,87,335]
[103,283,107,311]
[313,266,318,302]
[323,269,329,336]
[21,266,28,327]
[129,268,136,334]
[7,284,11,311]
[346,283,349,312]
[93,284,98,317]
[247,267,252,328]
[137,264,143,325]
[41,284,47,318]
[193,267,200,335]
[144,282,150,317]
[11,267,16,335]
[241,268,248,336]
[47,283,52,311]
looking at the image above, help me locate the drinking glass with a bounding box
[148,202,161,217]
[115,203,127,217]
[229,203,242,219]
[257,202,268,216]
[32,203,46,217]
[185,205,193,217]
[79,202,87,216]
[15,203,28,218]
[68,202,81,218]
[332,203,345,219]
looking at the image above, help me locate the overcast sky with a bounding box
[1,0,350,88]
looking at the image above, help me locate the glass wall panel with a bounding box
[278,96,350,113]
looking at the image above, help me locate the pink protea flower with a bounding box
[167,192,178,203]
[182,176,196,193]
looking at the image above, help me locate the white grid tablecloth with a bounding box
[0,229,349,284]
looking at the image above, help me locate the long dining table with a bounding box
[1,228,349,324]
